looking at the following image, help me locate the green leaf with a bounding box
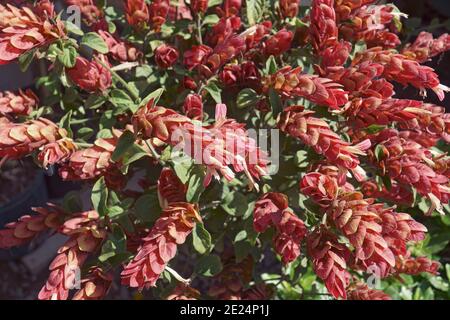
[234,240,253,263]
[59,110,73,138]
[134,193,161,223]
[246,0,264,25]
[109,89,135,110]
[374,144,385,162]
[208,0,223,7]
[195,254,223,277]
[81,32,109,54]
[234,230,247,243]
[186,166,206,203]
[203,14,220,25]
[62,191,82,213]
[204,82,222,104]
[58,46,78,68]
[64,20,84,36]
[237,88,258,109]
[121,143,149,172]
[98,225,131,266]
[111,130,135,162]
[138,88,165,112]
[268,88,283,117]
[172,154,194,184]
[365,124,386,135]
[192,223,212,255]
[265,55,277,75]
[19,48,37,72]
[91,177,109,216]
[86,93,107,109]
[221,191,251,217]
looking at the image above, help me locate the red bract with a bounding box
[345,98,445,132]
[125,0,150,29]
[334,0,377,21]
[65,0,103,26]
[0,3,65,65]
[0,118,67,161]
[167,284,201,300]
[183,44,213,70]
[67,55,112,92]
[206,17,241,47]
[121,203,201,289]
[155,44,179,69]
[379,208,427,257]
[353,48,449,100]
[149,0,170,32]
[403,32,450,63]
[220,61,260,89]
[307,226,351,299]
[254,192,289,233]
[339,5,403,48]
[327,192,396,271]
[0,204,64,249]
[310,0,338,53]
[199,34,246,77]
[191,0,209,14]
[278,106,370,178]
[157,168,187,208]
[38,211,105,300]
[272,210,307,264]
[264,66,348,109]
[98,30,142,63]
[319,40,352,70]
[368,129,450,214]
[217,0,242,18]
[326,61,394,99]
[183,93,203,120]
[280,0,300,19]
[37,138,78,169]
[72,267,113,300]
[263,29,293,56]
[0,89,38,116]
[395,255,440,276]
[254,193,306,264]
[347,283,391,300]
[361,180,413,206]
[300,172,339,207]
[59,130,122,181]
[132,103,268,189]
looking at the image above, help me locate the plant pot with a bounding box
[0,170,49,261]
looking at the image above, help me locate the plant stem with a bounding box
[165,266,191,285]
[93,56,141,103]
[144,139,163,164]
[196,14,203,45]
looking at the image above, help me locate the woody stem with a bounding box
[93,56,141,103]
[165,266,191,285]
[196,14,203,45]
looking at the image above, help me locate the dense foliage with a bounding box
[0,0,449,300]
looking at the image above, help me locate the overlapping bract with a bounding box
[132,102,268,189]
[0,118,67,160]
[0,89,38,116]
[0,3,65,65]
[38,211,105,300]
[254,192,307,264]
[278,105,370,179]
[121,203,201,289]
[264,66,348,109]
[0,204,64,249]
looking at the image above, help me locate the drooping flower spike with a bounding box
[0,3,65,65]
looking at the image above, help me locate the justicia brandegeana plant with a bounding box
[0,0,449,300]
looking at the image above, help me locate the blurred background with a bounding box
[0,0,449,299]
